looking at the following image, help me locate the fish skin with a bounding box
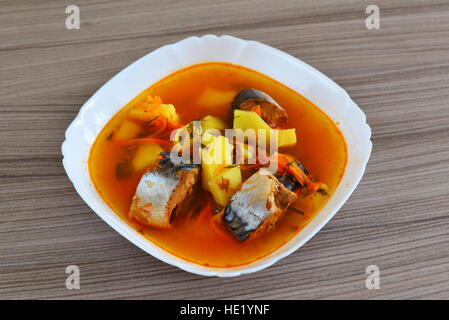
[129,154,200,229]
[224,168,297,241]
[231,88,288,127]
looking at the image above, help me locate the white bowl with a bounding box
[62,35,371,277]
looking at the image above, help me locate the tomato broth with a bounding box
[89,62,347,267]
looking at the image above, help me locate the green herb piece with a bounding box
[288,206,304,215]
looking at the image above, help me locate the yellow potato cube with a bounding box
[278,128,297,147]
[132,143,163,171]
[129,103,179,123]
[201,135,233,191]
[233,109,271,132]
[202,135,233,166]
[207,165,242,207]
[201,115,227,132]
[201,131,219,146]
[235,143,256,163]
[114,120,142,141]
[197,88,237,108]
[233,110,297,149]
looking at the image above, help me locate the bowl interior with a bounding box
[62,35,371,277]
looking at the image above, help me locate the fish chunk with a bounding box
[232,89,288,127]
[128,153,200,229]
[223,168,297,241]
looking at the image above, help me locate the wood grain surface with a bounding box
[1,0,448,299]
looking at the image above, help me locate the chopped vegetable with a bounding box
[202,136,233,166]
[194,203,212,228]
[129,95,181,134]
[114,121,142,141]
[201,115,227,132]
[276,153,325,192]
[277,128,297,147]
[201,135,233,191]
[201,131,218,146]
[208,214,232,240]
[212,208,225,224]
[197,88,237,108]
[296,190,327,219]
[233,109,271,133]
[132,143,163,171]
[233,110,297,148]
[201,135,242,206]
[172,120,203,156]
[207,166,242,206]
[251,105,262,117]
[178,120,203,137]
[235,141,256,163]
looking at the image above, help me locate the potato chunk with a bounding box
[133,143,163,171]
[201,130,218,146]
[233,109,271,133]
[201,135,242,206]
[208,166,242,207]
[114,120,142,141]
[278,128,297,147]
[201,115,227,132]
[129,103,179,124]
[201,135,233,191]
[233,110,296,148]
[197,88,237,109]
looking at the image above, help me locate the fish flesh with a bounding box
[223,168,297,241]
[128,153,200,229]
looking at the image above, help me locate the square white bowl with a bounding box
[62,35,371,277]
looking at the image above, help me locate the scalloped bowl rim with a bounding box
[62,34,372,277]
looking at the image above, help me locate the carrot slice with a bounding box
[251,105,262,117]
[208,216,233,240]
[276,153,323,191]
[194,203,212,228]
[184,209,194,225]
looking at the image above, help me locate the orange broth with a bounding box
[89,62,347,267]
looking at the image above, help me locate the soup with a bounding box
[89,62,347,267]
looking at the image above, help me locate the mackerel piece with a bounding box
[128,153,200,229]
[231,88,288,127]
[224,168,297,241]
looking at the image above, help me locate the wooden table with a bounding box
[1,0,448,299]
